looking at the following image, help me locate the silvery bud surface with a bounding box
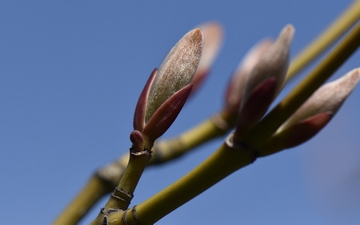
[278,68,360,132]
[265,68,360,155]
[233,25,295,141]
[132,28,204,149]
[240,24,294,108]
[145,28,204,123]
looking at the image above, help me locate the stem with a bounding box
[90,149,151,225]
[53,176,112,225]
[54,116,228,224]
[286,0,360,80]
[247,21,360,149]
[108,150,151,210]
[122,142,256,225]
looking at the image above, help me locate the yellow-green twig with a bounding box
[53,115,228,224]
[53,176,112,225]
[119,143,255,225]
[90,149,152,225]
[286,0,360,80]
[151,114,229,163]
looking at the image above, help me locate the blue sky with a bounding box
[0,1,359,224]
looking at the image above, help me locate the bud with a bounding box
[133,28,204,149]
[280,68,360,131]
[241,25,294,102]
[264,68,360,155]
[130,130,144,152]
[145,28,204,122]
[233,24,295,142]
[222,39,273,121]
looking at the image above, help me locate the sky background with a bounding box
[1,1,359,224]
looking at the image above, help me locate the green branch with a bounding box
[119,142,256,225]
[286,0,360,79]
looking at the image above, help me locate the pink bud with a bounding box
[145,28,204,123]
[278,68,360,132]
[265,68,360,155]
[130,130,144,152]
[233,25,295,142]
[132,28,204,149]
[241,24,294,108]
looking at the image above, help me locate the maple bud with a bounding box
[132,28,204,150]
[265,68,360,155]
[233,24,295,142]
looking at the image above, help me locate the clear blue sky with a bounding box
[1,1,359,224]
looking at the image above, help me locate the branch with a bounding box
[286,0,360,80]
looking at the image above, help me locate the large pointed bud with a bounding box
[132,28,204,150]
[145,28,203,122]
[263,68,360,156]
[233,24,295,142]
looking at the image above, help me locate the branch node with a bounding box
[225,132,258,163]
[102,215,108,225]
[122,209,129,225]
[111,187,134,206]
[132,205,143,225]
[130,147,152,156]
